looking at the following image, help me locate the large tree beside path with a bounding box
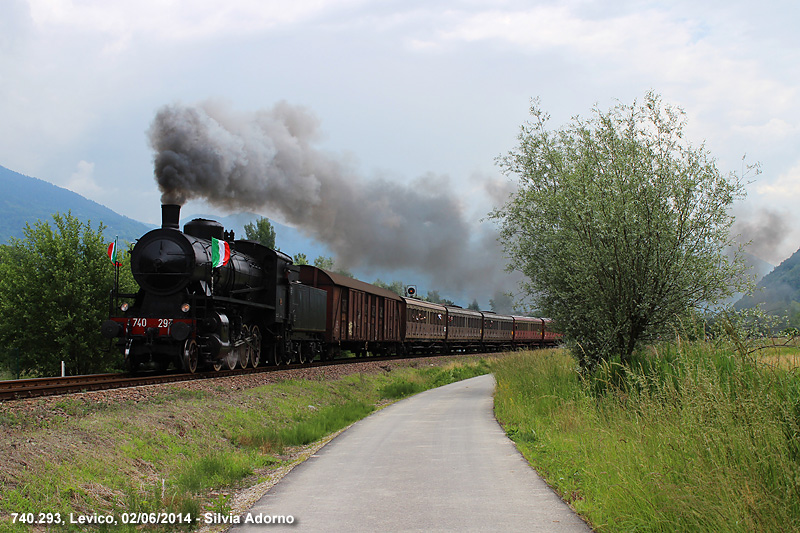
[492,92,752,368]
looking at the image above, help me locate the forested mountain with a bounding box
[0,165,152,244]
[736,246,800,322]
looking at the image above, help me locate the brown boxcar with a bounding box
[298,266,403,357]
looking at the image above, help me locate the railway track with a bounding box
[0,370,222,401]
[0,353,447,401]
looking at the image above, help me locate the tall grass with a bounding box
[231,401,375,453]
[493,345,800,532]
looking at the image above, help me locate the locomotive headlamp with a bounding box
[120,302,129,312]
[181,303,191,313]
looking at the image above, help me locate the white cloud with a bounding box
[411,5,797,127]
[26,0,364,49]
[66,160,100,196]
[414,6,687,55]
[756,162,800,198]
[732,118,797,144]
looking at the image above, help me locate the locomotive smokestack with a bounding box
[162,204,181,230]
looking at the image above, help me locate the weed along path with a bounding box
[229,374,591,532]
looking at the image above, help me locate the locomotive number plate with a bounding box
[129,318,175,335]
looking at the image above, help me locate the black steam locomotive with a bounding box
[102,204,560,374]
[101,204,326,373]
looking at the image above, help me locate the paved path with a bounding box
[230,374,592,532]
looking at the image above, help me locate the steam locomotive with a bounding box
[101,204,559,373]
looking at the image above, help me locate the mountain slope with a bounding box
[736,246,800,316]
[0,165,152,244]
[0,164,333,262]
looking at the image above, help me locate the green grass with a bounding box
[0,356,492,532]
[230,400,375,453]
[492,346,800,532]
[379,379,426,399]
[379,358,492,399]
[174,452,261,493]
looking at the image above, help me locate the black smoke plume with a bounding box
[148,100,516,302]
[732,207,790,266]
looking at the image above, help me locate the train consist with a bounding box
[101,204,560,373]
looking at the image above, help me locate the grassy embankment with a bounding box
[493,345,800,532]
[0,358,490,532]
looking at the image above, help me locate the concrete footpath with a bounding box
[229,374,592,532]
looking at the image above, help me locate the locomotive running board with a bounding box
[211,295,276,310]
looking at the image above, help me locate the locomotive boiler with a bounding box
[101,204,326,373]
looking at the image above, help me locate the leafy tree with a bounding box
[373,279,406,297]
[313,255,353,278]
[0,213,135,376]
[489,291,514,314]
[424,290,455,306]
[491,92,750,367]
[293,253,308,265]
[313,255,335,270]
[243,217,277,249]
[468,299,481,311]
[425,290,441,303]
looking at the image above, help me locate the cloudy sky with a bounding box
[1,0,798,298]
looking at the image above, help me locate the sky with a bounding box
[1,0,798,303]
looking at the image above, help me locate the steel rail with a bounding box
[0,352,466,401]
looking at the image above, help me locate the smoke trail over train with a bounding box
[148,100,517,302]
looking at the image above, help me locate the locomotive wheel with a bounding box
[307,342,321,364]
[304,343,316,364]
[239,326,251,369]
[182,339,199,374]
[279,340,294,365]
[250,326,262,368]
[297,343,308,364]
[212,361,223,371]
[225,352,237,371]
[264,343,279,367]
